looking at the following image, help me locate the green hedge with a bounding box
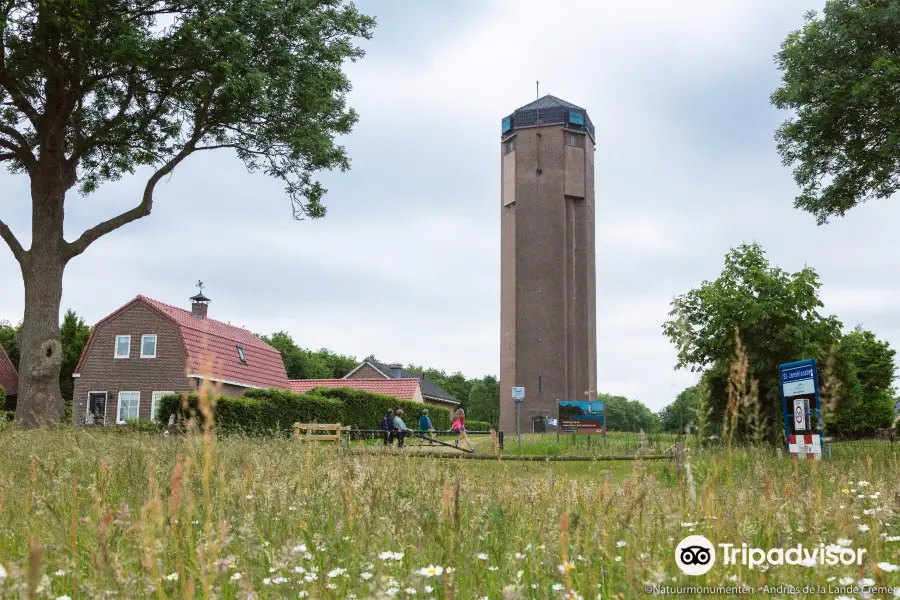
[302,387,452,431]
[465,419,492,432]
[158,390,344,437]
[158,387,460,435]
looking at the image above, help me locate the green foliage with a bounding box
[467,375,500,425]
[771,0,900,224]
[663,243,842,440]
[0,320,20,370]
[258,332,357,380]
[601,394,660,433]
[465,419,492,432]
[828,327,898,437]
[406,364,473,409]
[0,384,6,409]
[658,385,703,434]
[60,309,91,406]
[307,387,451,431]
[122,418,162,434]
[159,390,345,437]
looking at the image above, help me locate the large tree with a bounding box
[658,385,702,434]
[663,243,843,439]
[467,375,499,426]
[0,0,374,426]
[59,309,90,406]
[771,0,900,224]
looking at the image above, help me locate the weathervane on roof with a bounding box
[196,280,204,294]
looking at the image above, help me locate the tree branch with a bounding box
[0,2,40,128]
[0,125,37,170]
[0,217,25,262]
[64,135,201,260]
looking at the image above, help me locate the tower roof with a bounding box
[513,95,586,113]
[502,94,595,141]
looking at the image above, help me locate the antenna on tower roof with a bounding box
[536,80,539,99]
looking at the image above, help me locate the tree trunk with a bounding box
[15,257,65,427]
[14,171,67,428]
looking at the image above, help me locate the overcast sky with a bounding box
[2,0,898,412]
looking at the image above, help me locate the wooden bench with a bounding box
[293,423,342,443]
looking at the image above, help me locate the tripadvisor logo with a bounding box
[675,536,868,575]
[675,535,716,575]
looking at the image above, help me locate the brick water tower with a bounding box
[499,95,598,436]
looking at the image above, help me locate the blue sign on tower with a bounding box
[502,117,512,134]
[568,111,584,126]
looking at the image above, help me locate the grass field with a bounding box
[1,420,899,600]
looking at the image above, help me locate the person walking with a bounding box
[451,408,474,452]
[381,408,396,446]
[392,409,414,448]
[418,409,435,446]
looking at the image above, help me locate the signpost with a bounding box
[512,386,525,446]
[779,359,823,460]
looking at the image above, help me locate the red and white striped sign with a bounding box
[788,434,821,460]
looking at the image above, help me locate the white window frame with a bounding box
[140,334,158,358]
[116,391,141,424]
[150,391,173,422]
[114,335,131,359]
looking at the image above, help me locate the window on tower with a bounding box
[504,138,515,154]
[565,133,585,148]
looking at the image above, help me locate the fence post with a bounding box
[674,442,684,478]
[498,430,504,451]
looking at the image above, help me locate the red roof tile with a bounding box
[138,296,289,390]
[0,344,17,397]
[74,295,289,391]
[288,378,421,400]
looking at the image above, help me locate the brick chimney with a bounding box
[190,291,210,319]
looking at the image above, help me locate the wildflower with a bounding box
[56,597,72,600]
[263,578,271,585]
[727,574,738,582]
[839,577,854,585]
[516,570,524,580]
[515,552,525,560]
[577,554,585,562]
[616,541,626,548]
[343,536,350,541]
[552,583,564,591]
[842,489,850,494]
[293,544,307,553]
[800,556,817,567]
[303,574,316,582]
[488,566,498,571]
[245,494,254,500]
[417,566,444,577]
[166,573,179,581]
[858,481,870,487]
[298,593,309,598]
[360,572,373,580]
[327,568,346,578]
[681,522,696,527]
[325,583,338,590]
[230,573,242,581]
[531,583,538,589]
[425,585,434,593]
[615,556,622,562]
[859,577,875,586]
[837,538,853,547]
[385,588,399,597]
[54,570,66,577]
[273,576,288,584]
[288,506,297,511]
[858,524,870,532]
[877,562,899,572]
[304,552,313,560]
[826,577,836,582]
[885,535,900,542]
[864,509,876,515]
[639,553,649,559]
[0,564,6,581]
[269,568,277,573]
[558,561,575,573]
[404,588,417,595]
[445,567,455,574]
[477,553,489,560]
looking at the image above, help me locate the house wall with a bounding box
[346,363,387,379]
[73,301,192,425]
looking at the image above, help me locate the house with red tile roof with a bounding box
[0,343,17,412]
[343,356,460,410]
[288,378,425,403]
[72,292,289,425]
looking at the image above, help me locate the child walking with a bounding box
[451,408,474,452]
[418,409,435,446]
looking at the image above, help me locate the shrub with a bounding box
[309,387,451,430]
[0,385,5,410]
[159,390,345,437]
[465,419,492,432]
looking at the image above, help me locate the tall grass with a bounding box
[0,374,898,598]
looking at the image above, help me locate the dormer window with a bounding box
[237,345,247,364]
